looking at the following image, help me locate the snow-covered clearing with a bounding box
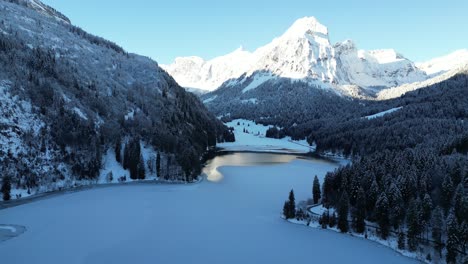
[0,153,416,264]
[218,119,313,153]
[364,107,403,120]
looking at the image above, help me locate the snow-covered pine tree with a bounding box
[446,209,459,263]
[375,192,390,239]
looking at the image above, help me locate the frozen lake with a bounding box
[0,152,417,264]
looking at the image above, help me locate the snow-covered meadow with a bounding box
[0,153,416,264]
[218,119,313,153]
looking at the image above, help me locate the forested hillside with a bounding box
[0,0,233,197]
[274,72,468,263]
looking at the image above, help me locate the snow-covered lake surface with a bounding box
[0,152,416,264]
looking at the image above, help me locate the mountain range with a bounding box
[163,17,468,98]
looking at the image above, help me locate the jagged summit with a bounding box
[282,16,329,38]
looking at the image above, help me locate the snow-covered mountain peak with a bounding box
[164,17,429,93]
[282,17,329,39]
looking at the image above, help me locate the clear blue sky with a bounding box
[42,0,467,64]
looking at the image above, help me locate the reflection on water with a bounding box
[203,152,334,182]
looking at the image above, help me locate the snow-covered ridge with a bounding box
[13,0,71,24]
[377,64,468,100]
[416,49,468,76]
[163,16,428,93]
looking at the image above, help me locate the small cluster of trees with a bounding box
[265,127,286,139]
[1,176,11,201]
[120,137,145,180]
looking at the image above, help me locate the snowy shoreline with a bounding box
[0,179,202,211]
[286,205,429,264]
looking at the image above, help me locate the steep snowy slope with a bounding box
[416,49,468,76]
[164,17,427,93]
[5,0,70,23]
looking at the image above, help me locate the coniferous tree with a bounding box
[283,201,290,219]
[329,212,337,228]
[407,198,422,251]
[352,187,366,233]
[156,151,161,178]
[337,191,349,233]
[446,210,459,264]
[313,175,321,204]
[452,184,466,222]
[389,183,404,230]
[398,231,406,250]
[1,175,11,201]
[431,206,443,257]
[441,175,454,214]
[320,210,329,228]
[367,178,379,218]
[282,190,296,219]
[123,142,129,170]
[375,192,390,239]
[288,189,296,219]
[115,136,121,164]
[138,154,145,179]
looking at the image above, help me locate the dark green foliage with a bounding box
[337,191,349,233]
[313,175,321,204]
[431,207,443,257]
[329,212,337,228]
[398,231,405,250]
[446,210,459,263]
[375,193,390,239]
[156,152,161,178]
[138,154,145,180]
[320,211,329,228]
[453,184,467,223]
[441,175,454,214]
[265,127,285,139]
[283,202,290,219]
[352,187,366,233]
[1,175,11,201]
[124,138,144,180]
[407,199,422,251]
[115,136,122,164]
[283,189,296,219]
